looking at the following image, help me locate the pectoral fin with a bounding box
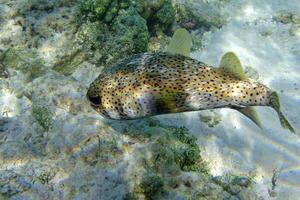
[166,28,192,57]
[219,52,248,81]
[237,107,262,128]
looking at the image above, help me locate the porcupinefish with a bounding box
[87,29,295,133]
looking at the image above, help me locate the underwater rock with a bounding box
[140,173,164,198]
[0,63,9,79]
[135,0,175,32]
[198,110,222,128]
[112,7,149,54]
[79,0,175,31]
[273,10,300,24]
[77,0,176,65]
[52,50,85,76]
[16,0,76,14]
[174,0,231,29]
[77,7,149,65]
[31,98,53,131]
[272,11,300,37]
[0,170,32,198]
[115,119,259,200]
[78,0,127,22]
[148,32,170,51]
[0,116,45,162]
[289,24,300,36]
[1,48,45,81]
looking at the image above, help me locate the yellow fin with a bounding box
[166,28,192,57]
[237,107,262,128]
[277,110,295,133]
[270,92,295,133]
[219,52,248,81]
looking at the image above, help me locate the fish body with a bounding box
[87,52,271,120]
[87,28,294,133]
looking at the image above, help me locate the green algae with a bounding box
[78,0,175,27]
[2,48,45,81]
[199,112,222,128]
[31,101,53,131]
[123,119,257,199]
[152,1,175,31]
[76,7,149,65]
[135,0,175,32]
[0,63,9,79]
[127,119,209,174]
[78,0,120,22]
[165,126,208,173]
[274,10,300,24]
[212,174,253,196]
[140,173,164,199]
[112,7,149,53]
[52,50,85,76]
[77,0,176,65]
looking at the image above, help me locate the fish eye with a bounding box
[88,96,101,105]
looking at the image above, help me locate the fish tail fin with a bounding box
[270,92,295,133]
[277,110,295,133]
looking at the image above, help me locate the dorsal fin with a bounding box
[166,28,192,57]
[219,52,248,81]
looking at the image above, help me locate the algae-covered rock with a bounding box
[0,63,9,79]
[0,170,32,198]
[2,48,45,80]
[112,7,149,53]
[165,126,206,172]
[78,0,117,22]
[52,50,85,76]
[117,119,259,200]
[154,1,175,29]
[31,99,53,131]
[135,0,175,32]
[289,24,300,36]
[79,0,175,30]
[148,32,170,51]
[140,173,164,198]
[77,7,149,65]
[134,0,166,19]
[77,0,177,65]
[273,10,300,24]
[199,110,222,128]
[174,0,231,29]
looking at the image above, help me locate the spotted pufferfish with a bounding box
[87,29,294,133]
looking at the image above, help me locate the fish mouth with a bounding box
[89,102,98,108]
